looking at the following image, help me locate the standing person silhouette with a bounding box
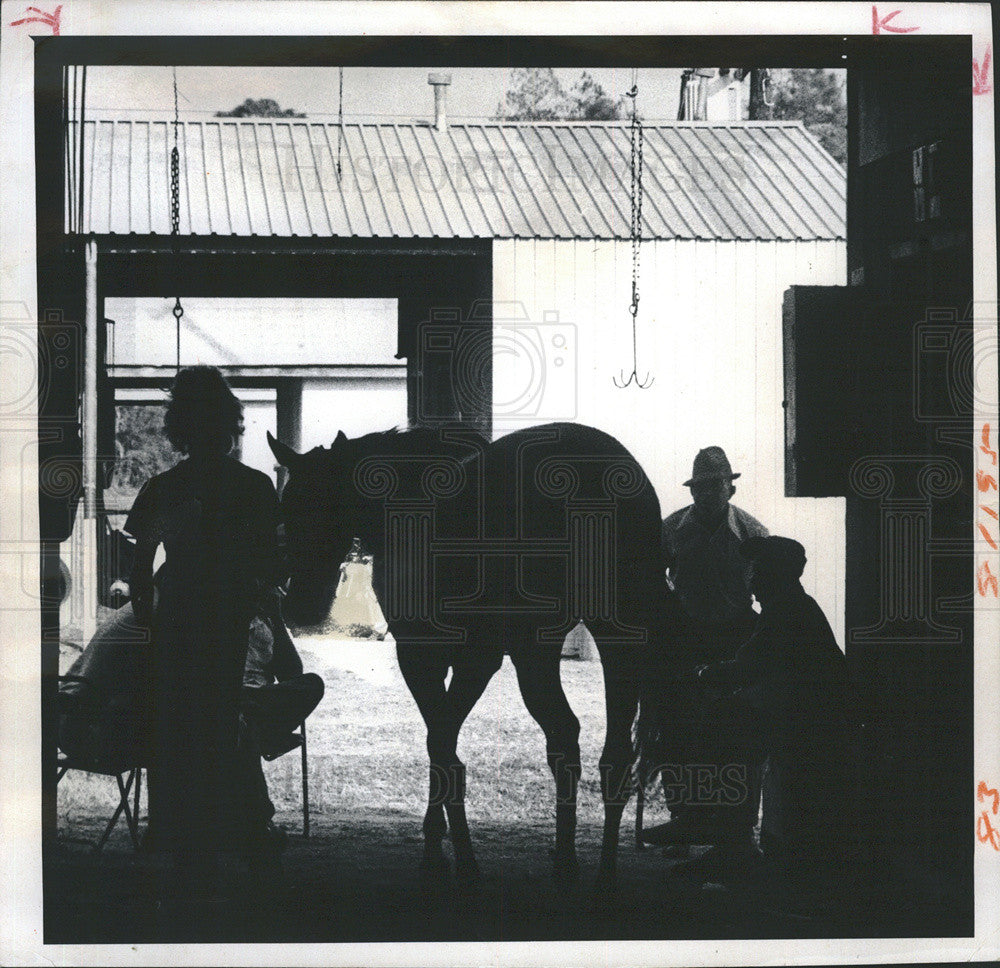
[644,447,768,855]
[125,366,284,901]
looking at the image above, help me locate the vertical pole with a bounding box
[84,239,97,518]
[81,239,99,643]
[275,379,302,493]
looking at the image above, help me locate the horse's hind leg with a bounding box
[594,641,640,892]
[511,650,582,880]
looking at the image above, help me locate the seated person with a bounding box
[672,536,862,904]
[58,600,153,772]
[236,589,325,847]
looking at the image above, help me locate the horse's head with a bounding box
[268,429,361,627]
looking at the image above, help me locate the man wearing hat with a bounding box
[662,446,767,646]
[671,536,862,906]
[643,447,768,849]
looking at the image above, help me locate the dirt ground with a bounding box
[48,636,905,944]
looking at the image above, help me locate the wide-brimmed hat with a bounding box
[684,446,740,486]
[740,536,807,577]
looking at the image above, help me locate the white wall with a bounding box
[104,297,399,367]
[300,376,408,450]
[492,238,848,644]
[237,389,278,483]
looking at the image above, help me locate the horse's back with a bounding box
[489,422,637,461]
[481,423,661,539]
[386,423,664,646]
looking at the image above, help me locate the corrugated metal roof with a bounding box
[68,119,845,241]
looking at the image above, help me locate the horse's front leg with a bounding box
[396,643,451,872]
[435,652,503,877]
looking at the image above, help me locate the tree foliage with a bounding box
[110,405,180,495]
[496,68,624,121]
[216,98,306,118]
[767,69,846,166]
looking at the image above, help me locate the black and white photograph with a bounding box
[0,2,997,964]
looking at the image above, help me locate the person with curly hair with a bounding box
[125,366,285,896]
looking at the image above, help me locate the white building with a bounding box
[68,102,847,640]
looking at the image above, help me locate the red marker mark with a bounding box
[973,45,992,96]
[8,4,61,34]
[978,523,999,550]
[872,6,918,34]
[978,815,1000,850]
[982,424,997,465]
[978,782,1000,851]
[983,506,1000,521]
[977,470,999,493]
[978,561,998,597]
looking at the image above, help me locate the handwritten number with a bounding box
[977,783,1000,850]
[978,562,998,597]
[982,424,997,465]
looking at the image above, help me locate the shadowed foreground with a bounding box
[47,805,892,944]
[47,641,922,943]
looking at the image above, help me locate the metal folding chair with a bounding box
[57,673,146,851]
[260,720,310,837]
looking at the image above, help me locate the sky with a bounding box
[82,65,685,122]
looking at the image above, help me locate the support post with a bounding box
[80,239,99,643]
[275,379,302,493]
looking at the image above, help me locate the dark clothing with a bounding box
[644,600,761,833]
[237,673,325,824]
[125,455,283,602]
[58,603,153,771]
[125,455,282,855]
[661,503,767,630]
[651,502,767,831]
[700,585,861,884]
[235,604,324,826]
[699,585,858,746]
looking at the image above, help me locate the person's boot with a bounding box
[641,812,717,846]
[667,836,765,888]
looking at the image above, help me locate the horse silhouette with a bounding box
[268,422,670,891]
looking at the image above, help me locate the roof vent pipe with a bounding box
[428,73,452,132]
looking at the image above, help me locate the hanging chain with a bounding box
[629,74,643,323]
[171,67,184,370]
[337,66,344,181]
[615,70,652,389]
[170,83,180,237]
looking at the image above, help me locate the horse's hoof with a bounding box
[418,854,451,875]
[549,849,581,883]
